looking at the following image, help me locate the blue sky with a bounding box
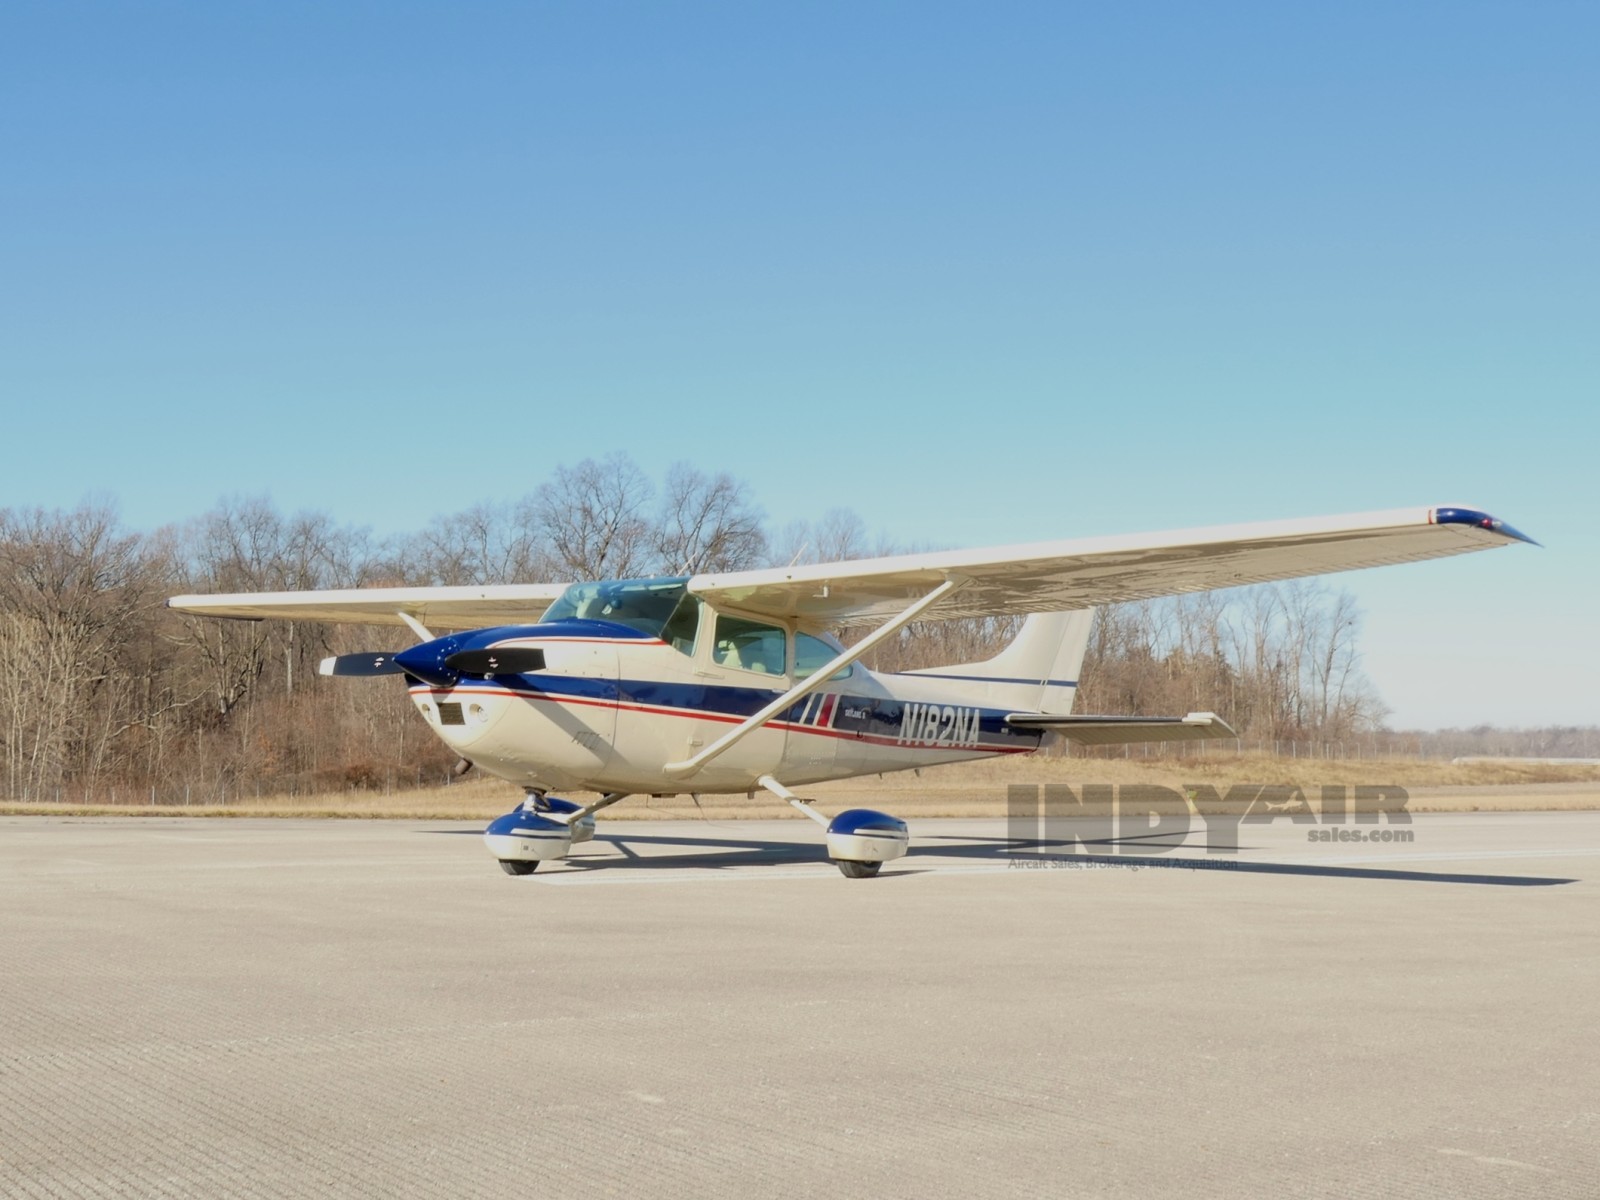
[1,1,1594,727]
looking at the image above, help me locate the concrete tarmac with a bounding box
[2,812,1597,1198]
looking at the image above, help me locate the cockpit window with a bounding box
[713,614,787,676]
[795,632,853,681]
[660,593,702,656]
[542,577,691,637]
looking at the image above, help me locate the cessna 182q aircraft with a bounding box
[169,506,1532,878]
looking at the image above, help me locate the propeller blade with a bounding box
[444,647,547,675]
[319,653,406,677]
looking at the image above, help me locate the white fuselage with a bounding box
[406,622,1044,796]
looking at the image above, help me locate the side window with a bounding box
[660,595,702,656]
[713,614,787,676]
[795,632,852,681]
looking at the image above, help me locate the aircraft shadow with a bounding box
[577,832,841,872]
[1007,852,1573,886]
[984,843,1574,887]
[420,827,1576,885]
[920,833,1577,886]
[419,827,840,872]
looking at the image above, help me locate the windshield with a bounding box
[542,577,691,637]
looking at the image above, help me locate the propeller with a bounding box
[319,653,406,677]
[443,647,547,675]
[318,645,546,683]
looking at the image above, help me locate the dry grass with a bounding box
[4,754,1598,820]
[0,776,523,820]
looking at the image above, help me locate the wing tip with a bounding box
[1429,506,1540,548]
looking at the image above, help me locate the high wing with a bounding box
[688,506,1535,627]
[166,506,1533,634]
[166,583,568,630]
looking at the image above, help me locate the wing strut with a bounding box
[662,578,968,779]
[397,611,436,642]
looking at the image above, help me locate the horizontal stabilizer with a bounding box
[444,648,547,675]
[319,653,406,677]
[1005,711,1237,745]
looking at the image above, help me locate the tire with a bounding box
[499,859,539,876]
[835,860,881,879]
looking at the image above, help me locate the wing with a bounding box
[688,506,1534,627]
[166,583,569,631]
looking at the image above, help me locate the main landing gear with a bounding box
[756,775,910,879]
[483,783,909,879]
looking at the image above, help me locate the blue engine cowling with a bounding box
[825,808,909,865]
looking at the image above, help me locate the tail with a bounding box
[901,610,1094,715]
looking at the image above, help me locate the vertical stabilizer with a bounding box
[902,610,1095,714]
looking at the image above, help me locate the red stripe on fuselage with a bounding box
[816,693,838,727]
[407,686,1038,755]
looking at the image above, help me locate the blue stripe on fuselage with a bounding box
[420,624,1039,748]
[423,673,1041,749]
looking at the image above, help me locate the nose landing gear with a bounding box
[485,789,628,876]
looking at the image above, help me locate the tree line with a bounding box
[0,455,1475,801]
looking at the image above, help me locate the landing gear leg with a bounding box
[756,775,909,879]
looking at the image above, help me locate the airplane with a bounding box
[168,505,1534,878]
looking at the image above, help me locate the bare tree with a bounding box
[813,508,868,563]
[0,504,170,797]
[172,497,379,718]
[1076,581,1387,745]
[534,454,655,580]
[766,507,870,567]
[402,500,554,585]
[654,463,766,574]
